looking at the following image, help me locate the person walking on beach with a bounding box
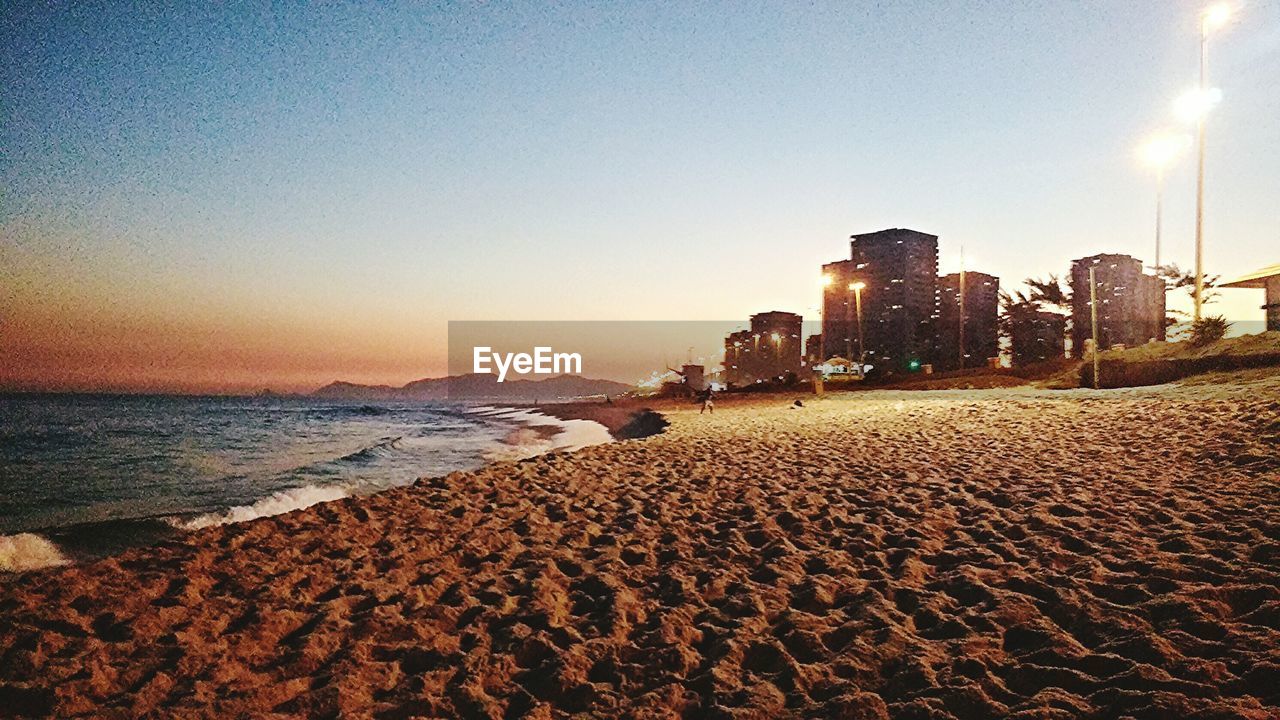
[699,386,714,414]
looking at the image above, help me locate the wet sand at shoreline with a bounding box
[2,379,1279,718]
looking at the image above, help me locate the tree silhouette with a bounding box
[999,289,1068,367]
[1154,263,1221,307]
[1023,274,1072,312]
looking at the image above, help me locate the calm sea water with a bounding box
[0,394,586,568]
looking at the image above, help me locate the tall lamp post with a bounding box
[1139,131,1191,269]
[1089,267,1100,389]
[849,281,866,378]
[958,246,966,370]
[1191,2,1232,321]
[819,274,833,364]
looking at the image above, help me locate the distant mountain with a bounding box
[312,374,632,401]
[311,381,406,400]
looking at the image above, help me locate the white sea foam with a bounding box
[173,409,609,528]
[0,532,71,573]
[545,417,614,451]
[480,408,613,461]
[177,484,353,530]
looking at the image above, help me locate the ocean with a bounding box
[0,394,610,572]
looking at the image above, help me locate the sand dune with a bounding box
[2,379,1279,718]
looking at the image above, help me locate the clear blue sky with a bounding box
[2,1,1277,390]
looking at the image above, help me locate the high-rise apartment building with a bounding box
[822,229,939,373]
[723,311,803,386]
[1070,254,1165,356]
[936,271,1000,371]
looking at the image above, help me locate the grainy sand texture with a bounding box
[2,377,1279,719]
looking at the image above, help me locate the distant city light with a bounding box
[1175,87,1222,123]
[820,274,833,287]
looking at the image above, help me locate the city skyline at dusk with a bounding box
[3,1,1278,393]
[4,7,1280,718]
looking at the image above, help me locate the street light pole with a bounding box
[844,288,852,363]
[1139,131,1189,271]
[855,285,865,378]
[1089,266,1100,389]
[1194,17,1208,321]
[850,281,866,378]
[819,274,832,364]
[958,246,966,370]
[1193,3,1232,321]
[1155,167,1165,269]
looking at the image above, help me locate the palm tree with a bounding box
[1154,263,1222,340]
[999,289,1067,367]
[1154,263,1221,306]
[1024,274,1071,312]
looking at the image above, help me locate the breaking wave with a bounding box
[176,484,352,530]
[0,532,71,573]
[174,412,609,530]
[478,409,613,461]
[5,405,611,563]
[334,436,403,464]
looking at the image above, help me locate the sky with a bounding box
[2,1,1278,393]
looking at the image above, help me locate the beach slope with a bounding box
[2,379,1279,718]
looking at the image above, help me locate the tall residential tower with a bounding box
[937,271,1000,371]
[821,229,939,373]
[1069,253,1165,355]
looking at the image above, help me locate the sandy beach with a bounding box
[3,377,1279,719]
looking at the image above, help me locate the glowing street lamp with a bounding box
[1204,2,1231,31]
[1141,130,1193,167]
[849,281,866,378]
[1190,2,1233,320]
[819,274,833,362]
[1174,87,1222,124]
[1138,131,1192,268]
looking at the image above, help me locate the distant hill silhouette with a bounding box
[312,374,632,401]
